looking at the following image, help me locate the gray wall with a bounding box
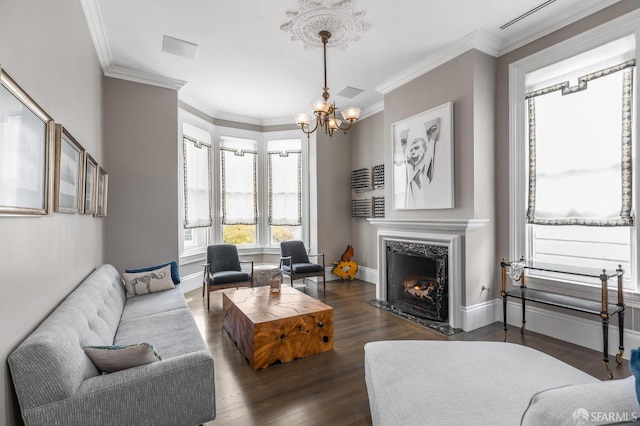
[0,1,104,424]
[350,112,384,268]
[315,130,353,265]
[103,77,179,274]
[384,51,476,220]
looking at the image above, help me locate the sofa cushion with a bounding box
[122,264,175,297]
[120,285,187,323]
[125,261,180,284]
[115,308,209,359]
[521,376,639,425]
[84,343,162,373]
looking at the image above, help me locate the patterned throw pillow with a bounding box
[122,264,175,298]
[125,260,181,284]
[84,343,162,373]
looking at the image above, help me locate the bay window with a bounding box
[179,110,308,259]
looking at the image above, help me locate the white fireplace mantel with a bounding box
[368,218,489,231]
[368,218,489,330]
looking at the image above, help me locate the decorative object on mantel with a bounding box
[281,0,370,138]
[332,245,358,280]
[391,102,454,210]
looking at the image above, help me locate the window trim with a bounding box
[508,10,640,301]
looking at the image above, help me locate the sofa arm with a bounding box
[20,351,215,426]
[521,376,640,426]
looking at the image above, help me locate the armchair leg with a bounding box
[207,283,210,311]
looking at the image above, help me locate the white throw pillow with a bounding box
[122,264,174,298]
[84,343,162,373]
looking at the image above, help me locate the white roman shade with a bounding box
[525,38,635,226]
[220,143,257,225]
[183,136,212,228]
[268,149,301,226]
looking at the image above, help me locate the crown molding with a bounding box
[80,0,112,71]
[498,0,622,55]
[104,65,186,90]
[359,100,384,120]
[180,93,297,127]
[375,30,501,95]
[179,93,219,118]
[81,0,185,91]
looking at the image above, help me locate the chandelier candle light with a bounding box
[294,30,360,138]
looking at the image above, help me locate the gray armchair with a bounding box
[202,244,253,310]
[279,240,325,293]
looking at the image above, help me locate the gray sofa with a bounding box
[365,340,640,426]
[8,264,215,426]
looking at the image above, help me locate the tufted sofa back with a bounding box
[8,265,126,410]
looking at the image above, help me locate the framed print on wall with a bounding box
[391,101,454,210]
[0,66,54,216]
[83,153,97,215]
[95,166,108,217]
[54,124,84,213]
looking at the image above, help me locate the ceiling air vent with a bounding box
[499,0,556,30]
[336,86,364,99]
[162,35,199,59]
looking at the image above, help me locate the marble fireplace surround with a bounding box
[369,219,489,330]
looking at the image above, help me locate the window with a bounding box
[510,23,639,292]
[178,112,308,258]
[220,136,258,246]
[268,138,302,244]
[179,117,213,257]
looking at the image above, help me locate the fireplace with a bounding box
[386,241,448,322]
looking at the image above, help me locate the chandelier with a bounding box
[294,30,361,138]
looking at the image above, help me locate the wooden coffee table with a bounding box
[222,286,334,370]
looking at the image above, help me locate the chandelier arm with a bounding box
[335,120,353,132]
[300,119,320,136]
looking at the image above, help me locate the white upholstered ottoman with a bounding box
[364,341,639,426]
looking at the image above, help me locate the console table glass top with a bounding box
[502,260,623,280]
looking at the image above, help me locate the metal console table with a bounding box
[501,258,625,379]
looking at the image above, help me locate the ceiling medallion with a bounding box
[280,0,370,51]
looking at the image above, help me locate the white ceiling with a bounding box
[85,0,619,125]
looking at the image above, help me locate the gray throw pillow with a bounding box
[84,343,162,373]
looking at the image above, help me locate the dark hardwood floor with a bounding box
[185,279,630,426]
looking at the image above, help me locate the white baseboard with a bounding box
[355,266,378,284]
[179,272,202,294]
[460,299,500,332]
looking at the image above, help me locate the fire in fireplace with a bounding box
[386,241,448,322]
